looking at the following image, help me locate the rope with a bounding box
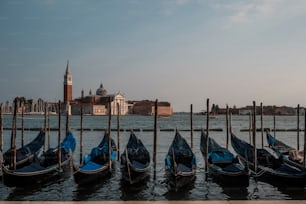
[254,169,266,177]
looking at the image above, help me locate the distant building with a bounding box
[71,83,128,115]
[130,100,173,116]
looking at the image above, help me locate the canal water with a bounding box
[1,113,306,201]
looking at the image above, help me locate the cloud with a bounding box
[213,0,306,31]
[213,0,306,28]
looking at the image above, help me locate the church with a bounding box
[63,61,129,115]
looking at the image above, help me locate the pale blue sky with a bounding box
[1,0,306,112]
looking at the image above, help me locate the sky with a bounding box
[1,0,306,112]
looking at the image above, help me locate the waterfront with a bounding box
[1,113,306,201]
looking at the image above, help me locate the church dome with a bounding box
[96,83,107,96]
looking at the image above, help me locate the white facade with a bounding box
[110,93,128,115]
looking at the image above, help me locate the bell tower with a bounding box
[64,60,72,104]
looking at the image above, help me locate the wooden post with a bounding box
[108,97,112,170]
[47,106,50,149]
[66,103,69,135]
[153,99,158,180]
[249,112,252,144]
[229,109,232,134]
[205,98,209,176]
[261,102,263,149]
[44,103,47,152]
[117,103,120,161]
[190,104,193,150]
[21,103,24,147]
[304,108,306,167]
[12,100,17,170]
[58,101,62,171]
[80,105,83,165]
[297,104,300,150]
[0,104,2,154]
[252,101,257,173]
[226,105,229,149]
[273,112,276,138]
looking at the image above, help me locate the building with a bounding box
[71,83,129,115]
[62,62,171,116]
[130,100,173,116]
[63,60,72,104]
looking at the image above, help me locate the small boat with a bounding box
[3,130,45,169]
[266,131,295,155]
[200,130,249,186]
[120,131,150,184]
[231,132,306,185]
[2,132,76,187]
[266,132,305,169]
[165,130,196,189]
[73,132,117,185]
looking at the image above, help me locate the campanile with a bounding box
[64,60,72,104]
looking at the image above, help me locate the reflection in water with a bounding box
[73,171,114,201]
[119,176,151,200]
[164,178,195,200]
[6,169,72,201]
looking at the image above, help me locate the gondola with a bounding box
[266,131,295,155]
[120,131,150,184]
[165,130,196,189]
[2,131,76,187]
[200,130,249,186]
[231,132,306,185]
[73,132,117,185]
[266,132,305,169]
[3,130,45,169]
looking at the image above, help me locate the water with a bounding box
[1,113,306,201]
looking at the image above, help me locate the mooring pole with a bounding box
[80,105,83,165]
[58,101,62,171]
[253,101,257,173]
[273,112,276,138]
[117,102,120,161]
[229,108,232,134]
[21,103,24,148]
[190,104,193,150]
[153,99,158,180]
[108,97,112,170]
[66,103,69,135]
[297,104,300,150]
[44,103,47,152]
[205,98,209,178]
[226,105,229,149]
[303,108,306,168]
[48,106,50,149]
[12,100,17,170]
[261,102,263,149]
[249,112,252,144]
[0,104,2,154]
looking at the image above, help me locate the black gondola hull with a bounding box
[208,164,249,186]
[120,163,150,184]
[2,157,72,187]
[73,163,112,185]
